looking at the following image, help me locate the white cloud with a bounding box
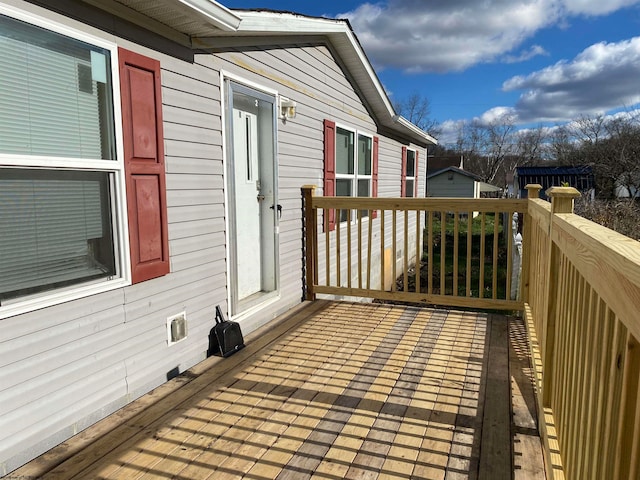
[339,0,640,73]
[501,37,640,122]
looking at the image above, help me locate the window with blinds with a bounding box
[0,13,120,304]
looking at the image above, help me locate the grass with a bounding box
[401,213,510,300]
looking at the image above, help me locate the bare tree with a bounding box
[393,92,441,136]
[515,125,547,166]
[457,113,516,185]
[548,124,576,164]
[571,113,606,144]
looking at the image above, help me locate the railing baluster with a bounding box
[440,211,446,295]
[347,209,352,289]
[415,209,421,294]
[392,209,397,293]
[466,211,472,297]
[492,211,499,300]
[479,213,486,298]
[428,211,433,296]
[506,210,513,301]
[358,209,362,289]
[404,210,409,293]
[380,209,385,290]
[325,207,330,287]
[453,212,459,297]
[367,210,373,290]
[336,209,341,287]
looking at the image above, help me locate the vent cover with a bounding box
[167,312,187,344]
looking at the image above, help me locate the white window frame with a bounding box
[334,124,373,222]
[0,5,130,320]
[405,148,417,198]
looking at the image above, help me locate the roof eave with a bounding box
[173,0,241,31]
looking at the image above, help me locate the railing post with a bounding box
[302,185,317,301]
[522,184,542,304]
[542,186,581,405]
[526,183,542,200]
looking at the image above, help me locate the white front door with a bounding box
[233,108,261,299]
[227,82,278,314]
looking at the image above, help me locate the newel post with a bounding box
[542,186,581,405]
[302,185,317,301]
[526,183,542,199]
[522,184,543,304]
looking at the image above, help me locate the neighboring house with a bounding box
[515,166,594,200]
[0,0,436,474]
[615,172,640,198]
[427,166,502,199]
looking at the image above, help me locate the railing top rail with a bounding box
[311,196,527,212]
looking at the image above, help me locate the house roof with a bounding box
[84,0,436,147]
[427,166,482,182]
[515,165,593,176]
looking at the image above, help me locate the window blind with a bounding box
[0,169,115,301]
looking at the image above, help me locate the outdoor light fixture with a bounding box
[280,97,297,120]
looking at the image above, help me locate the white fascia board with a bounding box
[394,116,438,145]
[175,0,241,31]
[233,11,346,34]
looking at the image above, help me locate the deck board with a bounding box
[12,301,545,480]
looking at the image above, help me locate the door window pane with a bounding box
[0,14,115,159]
[0,169,116,301]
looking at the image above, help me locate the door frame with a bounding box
[221,72,280,318]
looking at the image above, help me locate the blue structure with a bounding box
[514,166,594,200]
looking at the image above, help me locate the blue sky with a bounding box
[223,1,640,145]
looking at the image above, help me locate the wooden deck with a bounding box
[15,301,545,480]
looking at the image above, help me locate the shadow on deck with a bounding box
[15,301,545,479]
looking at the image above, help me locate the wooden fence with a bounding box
[524,184,640,480]
[302,184,640,479]
[302,185,526,310]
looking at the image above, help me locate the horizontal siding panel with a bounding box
[0,373,127,460]
[166,189,223,207]
[163,121,221,145]
[164,140,222,161]
[171,246,226,272]
[0,304,124,369]
[124,269,225,319]
[165,157,222,175]
[163,104,218,130]
[0,288,125,343]
[162,86,219,116]
[162,69,219,101]
[123,262,217,303]
[167,173,223,191]
[167,204,221,223]
[170,233,223,256]
[168,217,225,241]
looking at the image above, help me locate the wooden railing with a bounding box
[302,185,527,311]
[524,184,640,480]
[301,184,640,480]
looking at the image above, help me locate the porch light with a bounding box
[279,97,297,120]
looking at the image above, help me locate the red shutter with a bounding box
[119,47,169,283]
[414,150,419,197]
[372,136,379,219]
[401,146,407,197]
[323,119,336,231]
